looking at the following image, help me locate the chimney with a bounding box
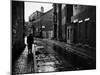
[41,6,44,13]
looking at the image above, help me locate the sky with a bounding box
[24,2,53,22]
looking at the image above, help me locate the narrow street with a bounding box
[11,1,96,75]
[12,38,74,74]
[12,38,96,75]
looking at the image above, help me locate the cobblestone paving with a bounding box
[12,40,73,75]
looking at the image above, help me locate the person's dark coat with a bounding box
[27,34,33,46]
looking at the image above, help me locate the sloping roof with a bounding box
[32,8,53,23]
[43,8,53,15]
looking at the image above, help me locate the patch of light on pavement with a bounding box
[38,65,56,72]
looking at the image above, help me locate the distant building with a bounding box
[29,7,54,39]
[24,22,31,36]
[29,11,44,22]
[40,9,53,39]
[28,7,45,37]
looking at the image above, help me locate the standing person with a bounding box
[27,33,33,54]
[32,25,35,40]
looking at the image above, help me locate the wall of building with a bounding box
[12,1,25,62]
[61,5,66,41]
[53,3,96,47]
[29,11,44,22]
[53,4,73,42]
[72,5,96,47]
[41,9,54,39]
[73,5,87,16]
[56,4,63,41]
[30,8,54,39]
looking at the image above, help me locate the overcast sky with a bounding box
[24,2,53,22]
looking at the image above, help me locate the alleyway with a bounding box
[11,1,96,75]
[12,38,96,75]
[12,39,74,74]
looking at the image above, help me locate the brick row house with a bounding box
[29,7,54,39]
[53,3,96,48]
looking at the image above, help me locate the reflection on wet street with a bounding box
[12,39,73,74]
[12,1,96,75]
[35,47,73,73]
[12,46,34,74]
[12,39,95,75]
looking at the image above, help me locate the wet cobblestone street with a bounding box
[12,39,74,75]
[11,2,96,75]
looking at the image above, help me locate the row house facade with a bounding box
[40,9,53,39]
[29,8,54,39]
[53,3,96,47]
[72,5,96,47]
[29,10,44,22]
[53,4,73,42]
[29,10,44,37]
